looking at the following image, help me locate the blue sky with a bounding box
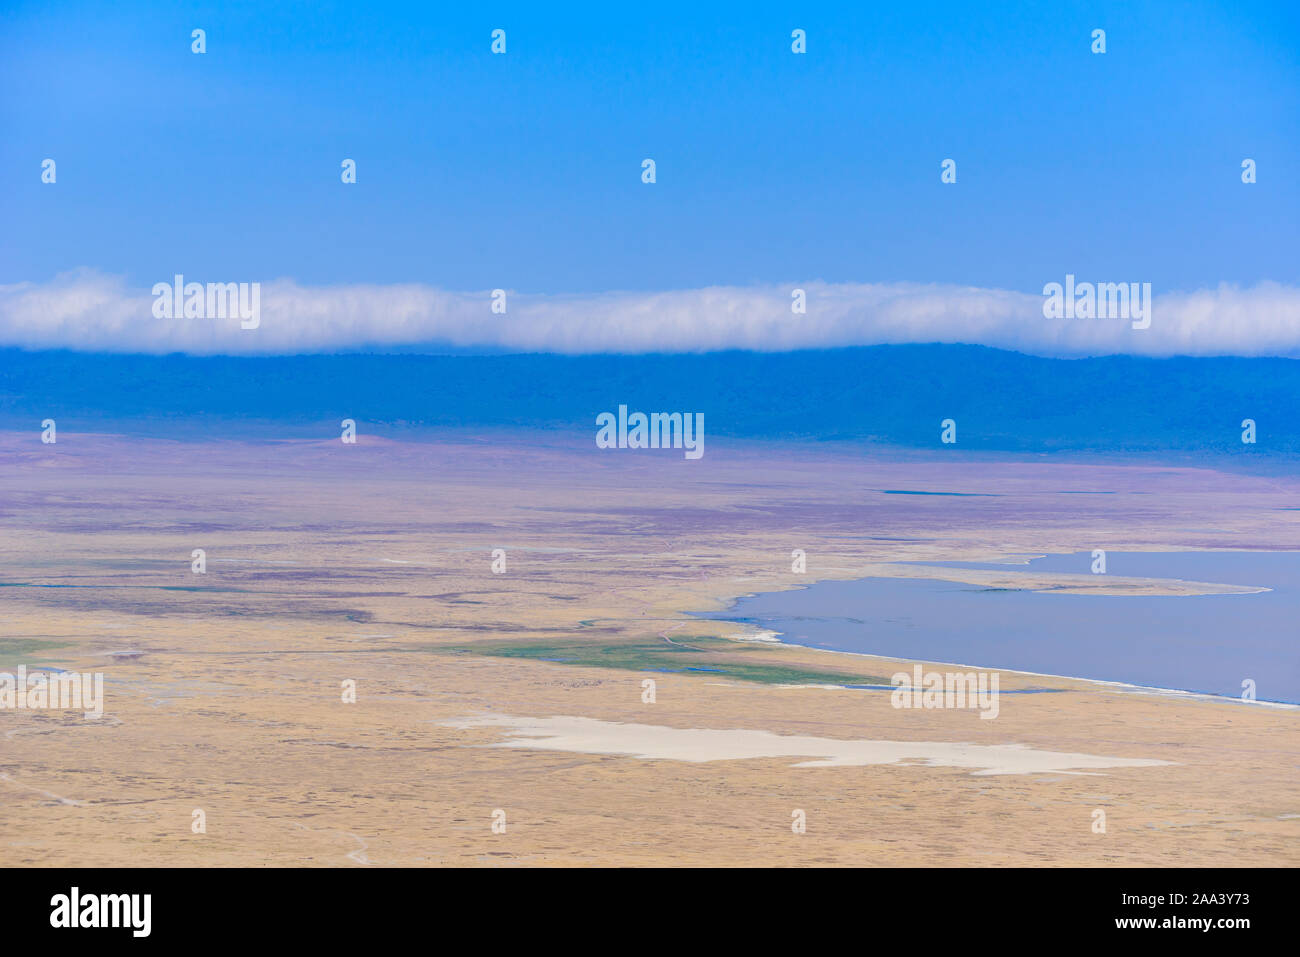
[3,0,1297,297]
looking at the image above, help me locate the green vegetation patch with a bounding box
[433,635,889,686]
[0,638,74,667]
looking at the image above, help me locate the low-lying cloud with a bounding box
[2,270,1299,358]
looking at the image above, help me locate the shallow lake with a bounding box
[704,551,1300,704]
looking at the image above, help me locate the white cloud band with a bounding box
[2,270,1298,357]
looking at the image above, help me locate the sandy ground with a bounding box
[440,714,1177,774]
[0,430,1296,866]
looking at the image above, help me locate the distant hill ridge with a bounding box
[2,345,1297,456]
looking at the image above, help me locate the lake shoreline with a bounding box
[697,550,1300,708]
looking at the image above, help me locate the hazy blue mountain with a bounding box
[2,346,1297,459]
